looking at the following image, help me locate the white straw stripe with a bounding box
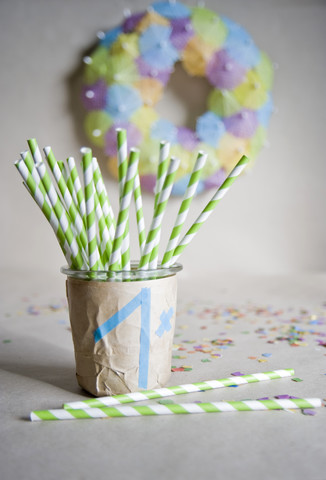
[115,406,141,417]
[212,402,237,412]
[203,380,225,389]
[49,409,75,420]
[229,164,246,177]
[242,400,268,410]
[272,399,298,410]
[84,408,108,418]
[252,373,270,381]
[153,388,175,397]
[228,377,247,385]
[127,392,149,402]
[148,404,174,415]
[181,403,206,413]
[178,384,202,393]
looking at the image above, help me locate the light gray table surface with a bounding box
[1,268,325,480]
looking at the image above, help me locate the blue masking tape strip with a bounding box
[138,288,151,389]
[155,307,173,337]
[93,291,143,343]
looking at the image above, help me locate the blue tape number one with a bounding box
[93,288,151,389]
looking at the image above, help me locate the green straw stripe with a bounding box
[231,401,258,411]
[138,390,157,400]
[116,128,128,197]
[134,405,157,416]
[63,369,294,410]
[165,404,192,414]
[31,410,59,421]
[154,141,170,209]
[68,408,93,419]
[289,398,317,409]
[121,232,130,270]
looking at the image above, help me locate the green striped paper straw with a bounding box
[15,159,73,266]
[82,148,102,271]
[92,157,115,241]
[27,138,43,164]
[20,150,67,242]
[58,160,79,210]
[35,160,86,269]
[162,155,250,267]
[43,146,88,254]
[161,151,207,267]
[64,369,294,410]
[94,187,112,269]
[139,157,180,270]
[116,128,128,198]
[116,128,130,269]
[149,141,170,266]
[66,157,87,228]
[64,162,79,211]
[30,398,323,421]
[133,172,146,255]
[109,149,140,271]
[154,141,170,209]
[57,160,65,173]
[20,150,50,201]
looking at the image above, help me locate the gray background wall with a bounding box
[1,0,325,277]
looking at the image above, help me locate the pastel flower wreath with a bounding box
[81,1,274,195]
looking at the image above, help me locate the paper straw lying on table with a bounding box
[30,398,323,421]
[162,154,250,268]
[63,369,294,409]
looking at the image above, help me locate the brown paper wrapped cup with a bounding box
[62,264,182,396]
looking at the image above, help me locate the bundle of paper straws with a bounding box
[29,369,324,421]
[15,130,249,272]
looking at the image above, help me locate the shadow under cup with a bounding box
[61,263,182,396]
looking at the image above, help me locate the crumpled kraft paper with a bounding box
[66,275,178,396]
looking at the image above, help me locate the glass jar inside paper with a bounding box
[61,263,182,396]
